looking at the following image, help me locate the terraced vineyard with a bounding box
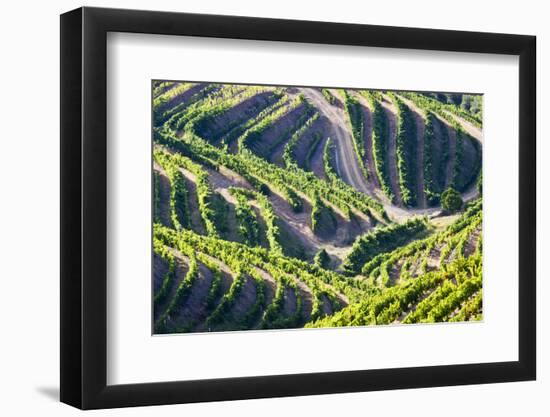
[152,80,483,334]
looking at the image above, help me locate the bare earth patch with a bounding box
[379,95,403,206]
[179,168,206,235]
[153,253,169,295]
[228,275,258,321]
[154,251,189,323]
[171,262,214,329]
[153,162,173,228]
[400,98,427,208]
[445,124,457,189]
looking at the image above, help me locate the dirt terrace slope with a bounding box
[300,88,371,195]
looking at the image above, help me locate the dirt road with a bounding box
[445,111,483,142]
[299,88,370,195]
[299,90,458,222]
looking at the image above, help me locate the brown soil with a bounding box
[295,280,313,322]
[206,165,255,200]
[445,124,457,189]
[430,117,447,192]
[250,205,270,249]
[457,135,481,188]
[463,225,482,258]
[287,118,325,170]
[153,163,173,228]
[408,103,427,208]
[320,294,334,316]
[178,168,206,235]
[265,188,370,259]
[300,88,371,196]
[191,268,235,333]
[425,244,443,272]
[407,255,424,278]
[220,199,242,243]
[388,259,405,285]
[307,135,329,180]
[444,111,483,141]
[255,268,277,304]
[157,83,206,115]
[206,157,371,261]
[200,91,278,143]
[153,252,189,323]
[171,261,214,329]
[153,253,169,294]
[356,94,380,190]
[228,275,258,320]
[268,106,314,167]
[379,95,403,206]
[283,286,298,317]
[222,97,285,154]
[249,104,307,160]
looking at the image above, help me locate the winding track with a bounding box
[299,88,370,195]
[445,111,483,141]
[300,90,482,222]
[167,88,482,226]
[302,89,434,221]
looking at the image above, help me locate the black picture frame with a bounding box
[60,6,536,410]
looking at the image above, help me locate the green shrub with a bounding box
[441,187,463,213]
[321,88,336,104]
[314,249,330,269]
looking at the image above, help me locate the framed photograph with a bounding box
[60,6,536,409]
